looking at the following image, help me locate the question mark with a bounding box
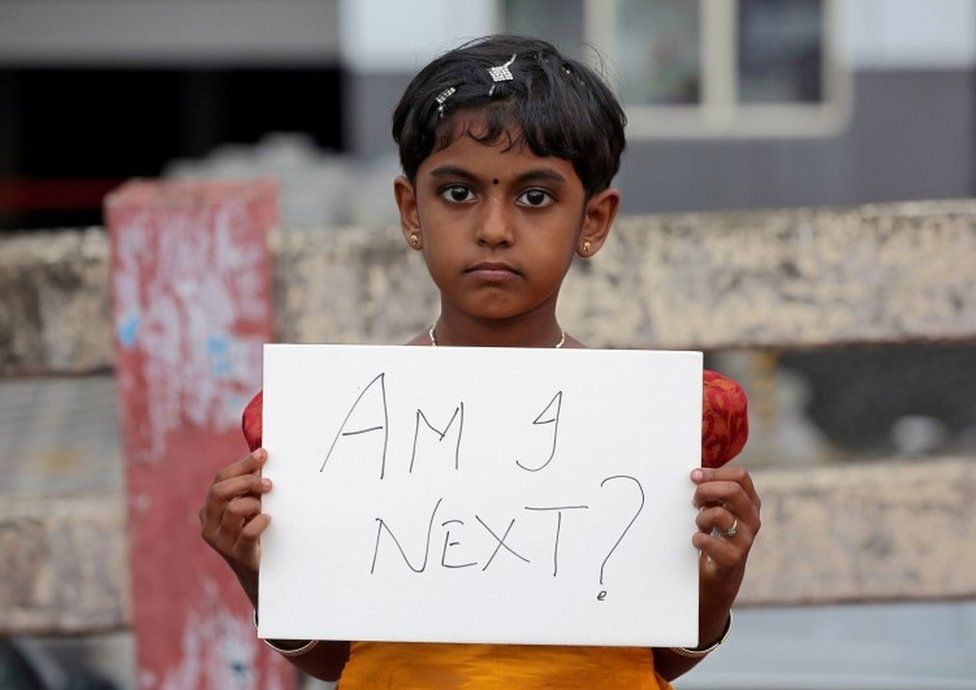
[597,474,645,601]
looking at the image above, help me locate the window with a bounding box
[502,0,849,138]
[738,0,824,103]
[613,0,702,105]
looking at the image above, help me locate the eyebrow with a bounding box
[429,166,478,181]
[429,165,567,186]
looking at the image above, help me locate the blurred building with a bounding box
[1,0,975,229]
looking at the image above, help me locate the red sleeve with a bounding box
[242,390,263,452]
[701,369,749,468]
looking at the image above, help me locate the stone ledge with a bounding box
[0,494,129,635]
[2,458,972,634]
[0,227,112,375]
[4,199,976,375]
[738,456,976,606]
[574,200,976,350]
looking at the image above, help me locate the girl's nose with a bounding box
[475,198,514,247]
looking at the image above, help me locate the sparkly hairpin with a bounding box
[487,54,517,96]
[561,62,586,87]
[435,86,456,118]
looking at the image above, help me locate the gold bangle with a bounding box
[254,609,319,657]
[667,611,733,659]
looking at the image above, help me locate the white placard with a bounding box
[258,344,702,647]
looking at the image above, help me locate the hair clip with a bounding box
[487,54,517,96]
[435,86,456,118]
[561,62,586,87]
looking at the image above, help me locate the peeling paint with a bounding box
[105,180,292,690]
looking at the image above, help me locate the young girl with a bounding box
[201,35,760,689]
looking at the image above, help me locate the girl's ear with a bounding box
[577,187,620,258]
[394,175,423,250]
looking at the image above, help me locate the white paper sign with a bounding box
[258,344,702,647]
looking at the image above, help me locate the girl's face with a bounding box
[394,115,619,327]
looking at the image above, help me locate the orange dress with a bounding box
[337,642,674,689]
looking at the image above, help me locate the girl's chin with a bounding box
[438,287,555,323]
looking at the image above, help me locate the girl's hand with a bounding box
[200,448,273,606]
[691,466,761,632]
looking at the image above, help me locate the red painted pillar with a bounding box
[106,180,295,690]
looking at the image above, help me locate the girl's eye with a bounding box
[517,189,554,208]
[440,185,475,203]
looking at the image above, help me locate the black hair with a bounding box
[392,35,627,197]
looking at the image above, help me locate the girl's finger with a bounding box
[202,453,269,526]
[692,466,760,509]
[695,506,737,535]
[693,480,758,525]
[211,496,252,554]
[240,512,271,541]
[692,531,743,571]
[202,474,271,530]
[233,513,271,564]
[227,496,263,520]
[213,473,271,500]
[214,449,267,483]
[231,513,271,571]
[211,474,272,505]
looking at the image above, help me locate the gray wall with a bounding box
[618,69,976,212]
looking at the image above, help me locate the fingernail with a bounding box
[262,478,272,489]
[691,469,704,482]
[254,449,267,461]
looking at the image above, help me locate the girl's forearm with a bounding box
[655,581,736,681]
[653,608,732,681]
[698,586,736,650]
[297,640,351,681]
[244,573,351,681]
[267,640,351,681]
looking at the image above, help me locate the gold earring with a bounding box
[581,240,591,255]
[409,234,421,248]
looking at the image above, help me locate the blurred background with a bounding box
[1,0,975,688]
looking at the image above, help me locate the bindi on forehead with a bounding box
[492,178,499,185]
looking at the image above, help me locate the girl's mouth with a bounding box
[465,261,521,281]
